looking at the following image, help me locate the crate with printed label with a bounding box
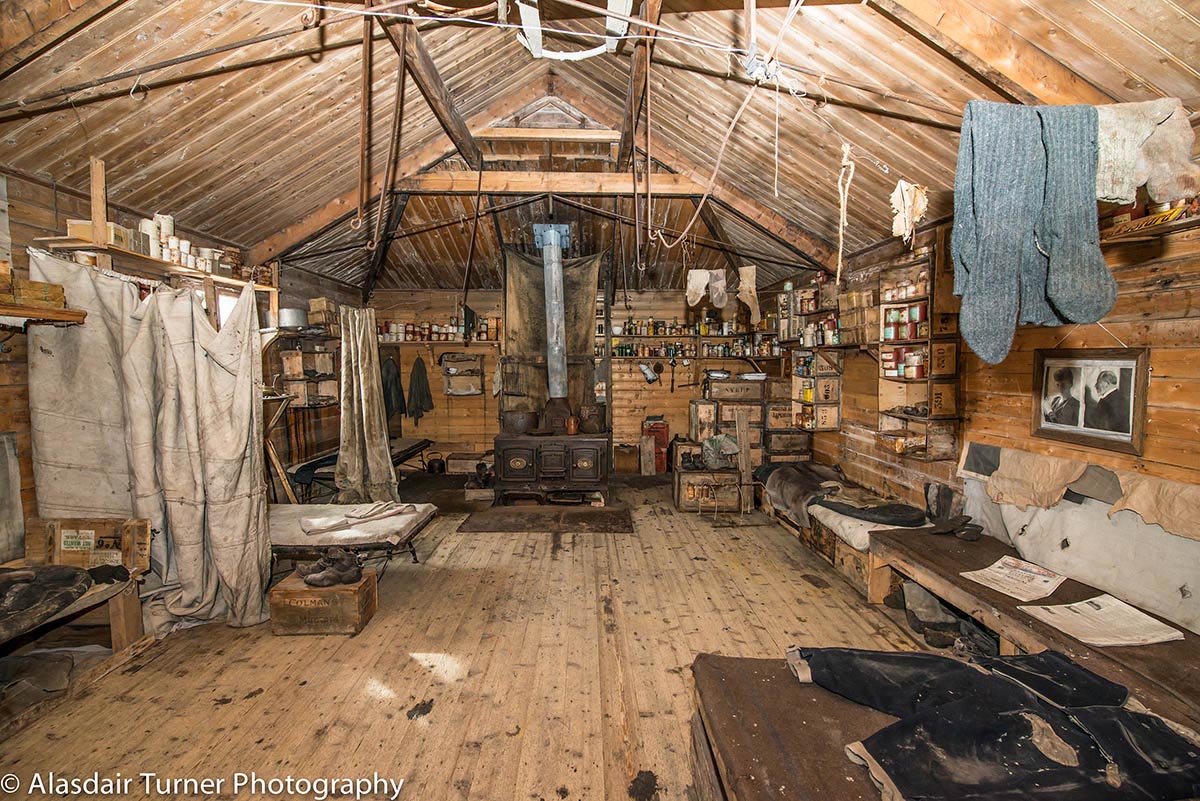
[25,518,152,575]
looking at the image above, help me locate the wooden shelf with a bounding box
[34,237,276,293]
[0,303,87,326]
[378,340,500,347]
[880,409,961,423]
[1100,212,1200,244]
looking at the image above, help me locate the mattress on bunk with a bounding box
[807,504,923,552]
[268,502,437,548]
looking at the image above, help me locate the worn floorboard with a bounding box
[0,485,919,800]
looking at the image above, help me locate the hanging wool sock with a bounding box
[708,269,728,308]
[737,265,760,325]
[1135,99,1200,203]
[1039,105,1115,324]
[953,101,1046,365]
[686,268,710,306]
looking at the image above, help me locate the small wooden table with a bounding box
[867,529,1200,732]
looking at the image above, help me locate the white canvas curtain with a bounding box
[334,306,398,503]
[27,249,270,629]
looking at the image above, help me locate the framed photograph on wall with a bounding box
[1031,348,1149,455]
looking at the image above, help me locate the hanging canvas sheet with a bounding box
[27,249,270,630]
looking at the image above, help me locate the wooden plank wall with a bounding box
[1,174,93,522]
[814,223,1200,505]
[371,290,503,455]
[606,290,749,446]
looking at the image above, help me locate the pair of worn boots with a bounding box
[296,548,363,587]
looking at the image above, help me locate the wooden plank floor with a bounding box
[1,484,919,800]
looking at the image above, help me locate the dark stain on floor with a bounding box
[800,573,831,589]
[407,698,434,720]
[556,787,569,798]
[627,770,660,801]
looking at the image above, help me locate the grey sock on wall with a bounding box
[1039,105,1116,324]
[954,101,1045,364]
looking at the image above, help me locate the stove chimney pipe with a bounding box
[534,224,570,402]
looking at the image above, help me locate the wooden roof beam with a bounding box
[378,20,484,170]
[362,194,411,301]
[866,0,1112,106]
[394,171,705,194]
[247,77,550,265]
[553,79,834,268]
[694,200,743,274]
[616,0,663,167]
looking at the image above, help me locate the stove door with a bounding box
[538,443,568,478]
[569,446,601,481]
[499,446,536,481]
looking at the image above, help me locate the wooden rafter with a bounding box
[362,194,411,301]
[552,80,835,269]
[867,0,1112,106]
[394,171,706,195]
[616,0,663,167]
[378,21,484,170]
[247,79,550,265]
[694,200,743,274]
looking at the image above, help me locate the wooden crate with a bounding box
[812,404,841,430]
[717,401,764,424]
[315,379,338,399]
[765,402,797,430]
[284,379,313,405]
[717,423,762,447]
[765,377,792,401]
[308,297,338,315]
[689,399,718,441]
[25,518,151,574]
[674,470,741,512]
[766,452,812,464]
[930,341,957,377]
[814,376,840,404]
[929,379,958,418]
[447,452,491,474]
[270,568,378,636]
[764,430,812,454]
[705,380,765,401]
[281,349,305,379]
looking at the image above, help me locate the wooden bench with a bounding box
[867,528,1200,732]
[692,654,894,801]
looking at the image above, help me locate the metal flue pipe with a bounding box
[534,224,571,402]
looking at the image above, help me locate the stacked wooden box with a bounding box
[706,379,765,468]
[0,260,69,310]
[672,440,741,512]
[280,346,338,407]
[765,372,813,463]
[308,297,340,337]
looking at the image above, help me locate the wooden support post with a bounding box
[89,156,107,246]
[203,277,220,330]
[866,552,894,604]
[640,434,656,476]
[268,263,280,328]
[735,408,752,513]
[107,580,143,651]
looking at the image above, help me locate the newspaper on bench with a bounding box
[960,556,1066,602]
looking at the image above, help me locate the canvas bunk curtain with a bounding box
[27,249,270,630]
[334,306,398,503]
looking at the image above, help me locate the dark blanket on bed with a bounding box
[0,566,92,644]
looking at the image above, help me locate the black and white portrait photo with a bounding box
[1031,349,1148,456]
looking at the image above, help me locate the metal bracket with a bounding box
[533,223,571,250]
